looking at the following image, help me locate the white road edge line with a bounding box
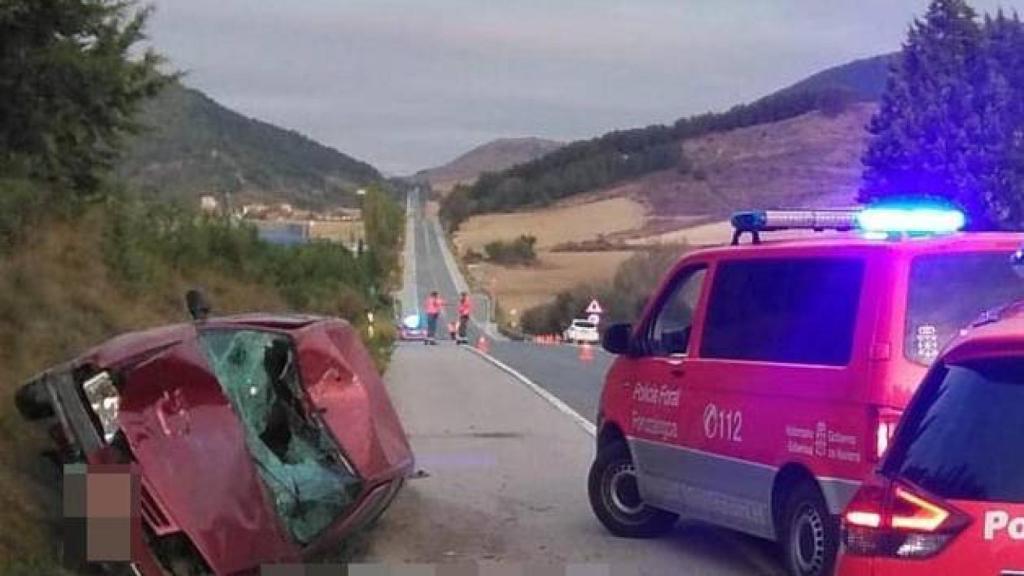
[464,346,597,437]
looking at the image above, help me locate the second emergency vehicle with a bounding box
[838,300,1024,575]
[587,206,1024,576]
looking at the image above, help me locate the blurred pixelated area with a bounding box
[260,564,639,576]
[62,464,139,569]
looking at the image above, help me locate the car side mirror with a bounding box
[602,323,636,356]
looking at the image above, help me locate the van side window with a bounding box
[700,258,864,366]
[648,267,707,356]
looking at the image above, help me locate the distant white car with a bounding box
[563,319,600,344]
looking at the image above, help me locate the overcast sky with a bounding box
[146,0,1024,175]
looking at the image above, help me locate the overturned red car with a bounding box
[15,306,414,575]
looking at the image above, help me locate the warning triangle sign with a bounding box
[586,299,603,315]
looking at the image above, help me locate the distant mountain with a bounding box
[774,53,896,102]
[441,53,894,225]
[118,82,382,209]
[416,137,563,192]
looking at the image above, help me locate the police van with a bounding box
[587,205,1024,576]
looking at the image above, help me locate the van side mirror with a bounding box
[602,323,635,356]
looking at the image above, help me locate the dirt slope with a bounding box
[608,102,874,237]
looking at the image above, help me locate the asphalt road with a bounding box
[354,345,783,575]
[373,192,786,574]
[403,190,615,423]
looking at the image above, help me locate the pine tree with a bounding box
[0,0,171,193]
[861,0,991,227]
[978,10,1024,228]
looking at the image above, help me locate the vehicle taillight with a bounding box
[842,476,970,559]
[872,407,902,461]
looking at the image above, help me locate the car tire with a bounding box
[588,441,677,538]
[15,379,54,420]
[780,481,838,576]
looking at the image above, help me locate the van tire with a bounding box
[588,441,677,538]
[780,481,838,576]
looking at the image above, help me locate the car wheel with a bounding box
[588,441,677,538]
[15,379,54,420]
[780,481,838,576]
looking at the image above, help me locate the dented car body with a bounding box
[16,314,414,575]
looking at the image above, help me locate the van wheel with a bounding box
[780,481,838,576]
[588,441,677,537]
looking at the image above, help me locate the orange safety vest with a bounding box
[425,296,443,315]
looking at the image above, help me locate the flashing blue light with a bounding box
[855,206,965,234]
[402,314,421,329]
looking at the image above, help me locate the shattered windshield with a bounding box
[199,330,361,544]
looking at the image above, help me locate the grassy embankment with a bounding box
[0,181,401,571]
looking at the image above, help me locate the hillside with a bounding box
[455,103,876,313]
[441,53,892,226]
[773,53,895,101]
[117,82,383,209]
[416,137,563,192]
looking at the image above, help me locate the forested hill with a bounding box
[440,53,895,228]
[118,82,383,209]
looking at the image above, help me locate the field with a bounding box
[453,197,647,315]
[467,251,636,314]
[454,196,646,251]
[308,219,364,243]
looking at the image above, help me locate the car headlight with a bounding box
[82,372,120,443]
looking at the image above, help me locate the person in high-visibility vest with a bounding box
[424,291,444,345]
[457,292,473,344]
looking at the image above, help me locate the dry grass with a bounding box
[466,251,635,314]
[454,196,646,252]
[0,211,287,565]
[308,220,364,243]
[450,197,646,313]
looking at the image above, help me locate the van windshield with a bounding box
[905,252,1024,365]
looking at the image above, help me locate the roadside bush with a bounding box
[483,235,537,265]
[463,247,484,263]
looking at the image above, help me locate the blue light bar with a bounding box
[855,206,965,234]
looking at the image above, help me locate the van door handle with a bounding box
[670,369,685,378]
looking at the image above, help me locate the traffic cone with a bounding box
[579,342,594,362]
[476,336,490,354]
